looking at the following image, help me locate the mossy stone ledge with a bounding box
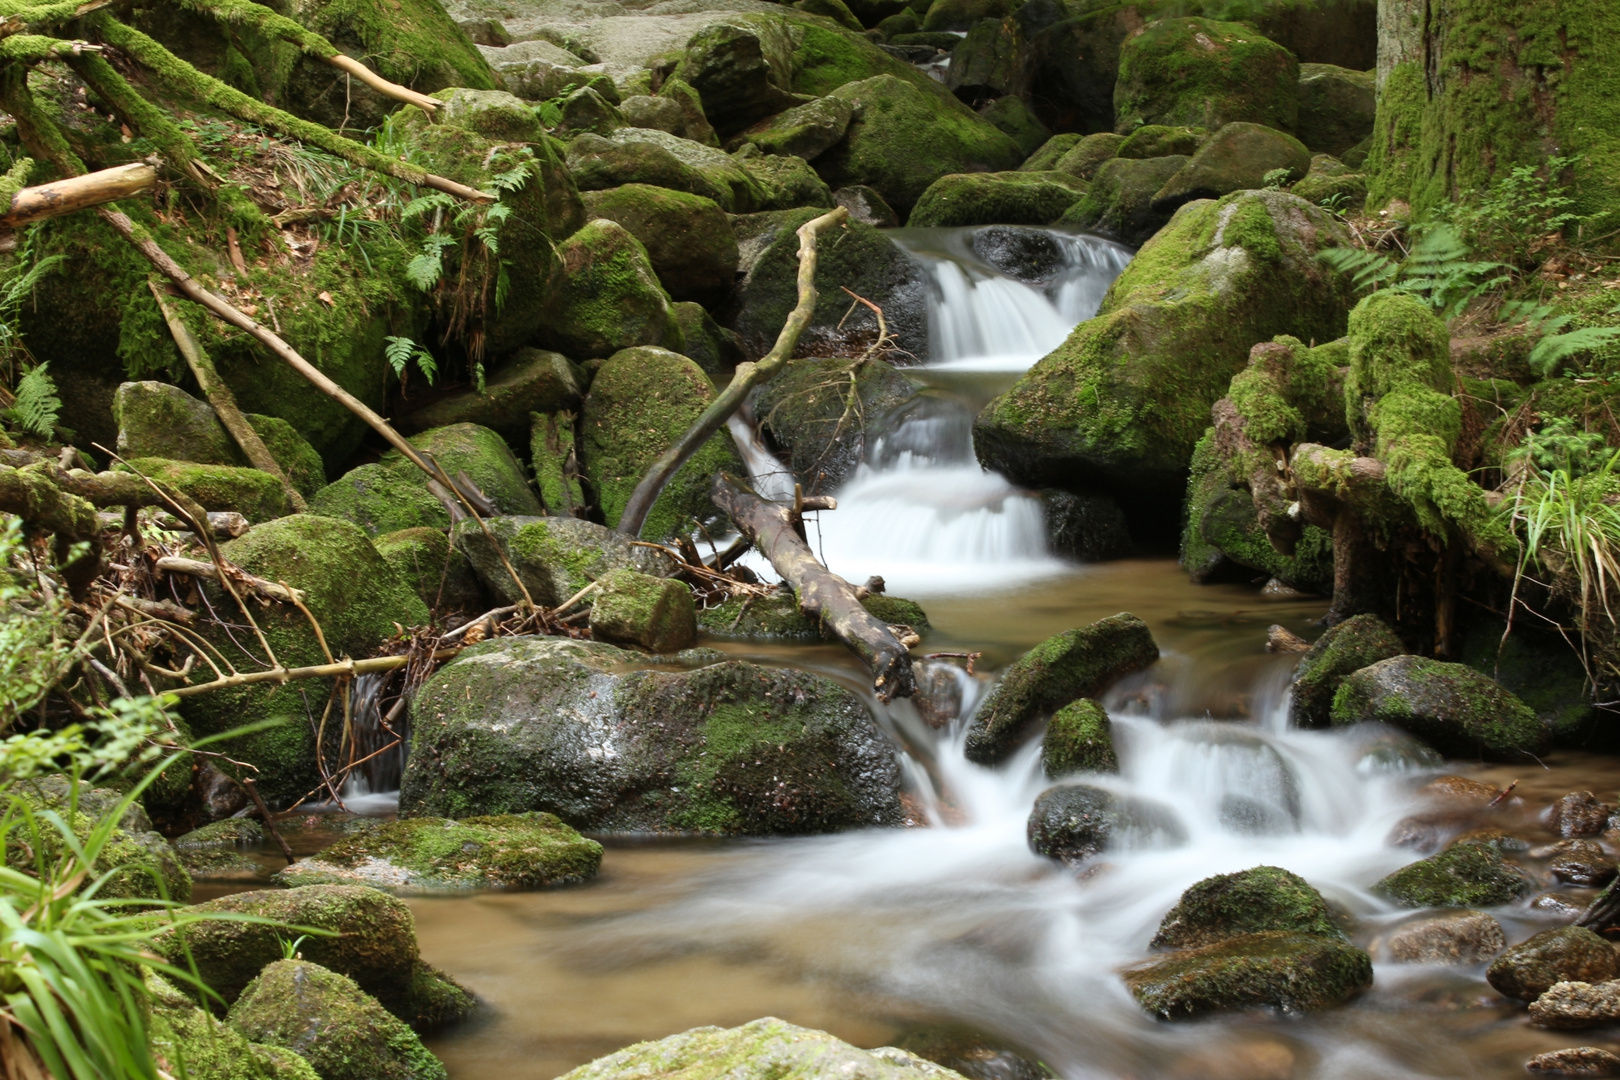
[1123,931,1372,1020]
[1329,655,1548,761]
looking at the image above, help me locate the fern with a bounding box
[383,336,437,385]
[1319,224,1506,321]
[1499,298,1620,378]
[1319,245,1399,292]
[4,364,60,437]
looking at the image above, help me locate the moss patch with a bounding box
[1041,698,1117,776]
[1151,866,1343,949]
[906,170,1086,228]
[1124,931,1372,1019]
[1374,839,1533,908]
[119,457,290,522]
[1289,613,1403,727]
[1113,17,1299,135]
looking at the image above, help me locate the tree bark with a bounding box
[711,472,914,701]
[0,161,153,232]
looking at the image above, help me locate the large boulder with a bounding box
[740,151,838,210]
[580,185,740,308]
[965,614,1158,764]
[569,129,767,212]
[979,96,1051,159]
[1117,125,1205,159]
[1055,155,1187,247]
[814,75,1024,213]
[671,20,802,136]
[1113,18,1299,135]
[396,349,583,440]
[1053,132,1126,180]
[117,458,291,523]
[755,356,916,492]
[370,527,488,616]
[310,423,541,536]
[1296,64,1375,157]
[276,813,603,891]
[1150,122,1313,212]
[580,346,743,542]
[1487,927,1618,1001]
[733,96,857,161]
[1123,931,1372,1020]
[1373,839,1534,908]
[454,515,671,608]
[1150,866,1342,948]
[541,220,685,359]
[1026,784,1182,863]
[1330,655,1549,761]
[1021,133,1083,172]
[147,972,319,1080]
[946,17,1022,102]
[1288,614,1405,727]
[975,190,1354,529]
[906,171,1086,227]
[399,639,905,833]
[9,777,190,904]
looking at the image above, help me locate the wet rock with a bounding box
[1041,490,1133,562]
[894,1027,1045,1080]
[1379,910,1505,964]
[1487,927,1618,1001]
[1457,828,1530,853]
[970,226,1065,283]
[1114,18,1299,134]
[228,961,447,1080]
[400,639,904,834]
[1330,655,1550,761]
[1374,839,1533,908]
[754,356,917,492]
[1531,982,1620,1030]
[1295,64,1375,158]
[1526,1045,1620,1075]
[1218,796,1296,836]
[580,184,739,308]
[174,818,263,850]
[697,590,931,641]
[375,527,488,616]
[1421,775,1504,807]
[1288,613,1404,728]
[1385,811,1473,854]
[1152,866,1342,949]
[733,96,856,161]
[912,660,966,728]
[1532,893,1590,920]
[1151,122,1313,213]
[833,184,900,227]
[1054,154,1187,247]
[1123,930,1372,1020]
[1026,784,1183,864]
[397,348,583,440]
[965,613,1159,765]
[588,568,698,653]
[742,151,838,210]
[1545,840,1617,888]
[1551,792,1614,838]
[1019,133,1082,172]
[1041,699,1117,776]
[907,170,1087,228]
[275,813,603,892]
[455,515,669,608]
[554,1017,969,1080]
[1167,1040,1295,1080]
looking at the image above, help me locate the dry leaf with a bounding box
[317,291,335,307]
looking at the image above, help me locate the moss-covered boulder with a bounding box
[1040,699,1117,776]
[1026,784,1183,864]
[400,639,903,833]
[397,349,583,440]
[976,190,1354,524]
[1021,133,1084,172]
[558,86,628,137]
[1486,927,1618,1001]
[310,423,541,536]
[1117,125,1205,160]
[697,589,930,641]
[906,171,1086,227]
[1113,17,1299,135]
[814,75,1024,213]
[174,818,264,851]
[672,19,802,137]
[542,221,684,360]
[1054,132,1127,180]
[740,151,839,211]
[453,515,671,608]
[587,568,699,653]
[1296,64,1375,157]
[833,184,900,227]
[945,17,1021,102]
[8,776,190,903]
[732,209,929,358]
[1055,154,1188,247]
[672,303,747,376]
[1288,614,1404,727]
[581,346,742,541]
[734,96,857,161]
[120,458,291,523]
[374,527,487,615]
[275,813,602,891]
[1456,617,1603,751]
[755,357,917,491]
[978,97,1051,158]
[1123,931,1372,1020]
[965,613,1158,764]
[1373,839,1534,908]
[1043,490,1134,561]
[1151,123,1313,212]
[173,817,264,882]
[580,185,740,307]
[180,516,429,805]
[147,972,319,1080]
[1330,655,1548,761]
[1151,866,1343,949]
[593,128,766,212]
[228,961,446,1080]
[568,133,741,208]
[429,88,546,142]
[555,1017,972,1080]
[160,883,471,1029]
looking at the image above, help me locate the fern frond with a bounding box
[7,364,61,437]
[1529,326,1620,377]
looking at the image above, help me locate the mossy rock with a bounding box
[1291,165,1367,210]
[580,185,740,307]
[1020,133,1083,172]
[1455,617,1602,751]
[1151,866,1342,949]
[945,18,1021,102]
[1373,839,1534,908]
[733,96,857,161]
[922,0,1008,31]
[1055,154,1187,247]
[964,613,1158,765]
[795,0,865,31]
[1485,926,1618,1001]
[7,776,190,904]
[978,97,1052,159]
[174,818,264,850]
[814,74,1024,213]
[542,221,683,360]
[1117,125,1204,159]
[397,348,584,441]
[120,457,291,523]
[227,961,446,1080]
[789,17,954,98]
[147,972,320,1080]
[906,171,1086,228]
[374,527,488,615]
[697,590,930,641]
[588,568,699,653]
[430,88,546,142]
[1329,655,1549,761]
[1113,17,1299,135]
[976,190,1355,526]
[275,812,603,891]
[1053,132,1126,181]
[571,129,768,213]
[453,515,671,608]
[580,346,742,541]
[1151,122,1313,211]
[1288,613,1403,727]
[1026,784,1184,863]
[1040,699,1117,776]
[671,19,802,137]
[740,150,839,210]
[1123,931,1372,1020]
[1296,64,1375,157]
[179,516,429,805]
[400,639,903,833]
[755,356,917,492]
[671,302,747,375]
[311,422,541,536]
[558,86,628,137]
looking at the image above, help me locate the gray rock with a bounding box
[1026,784,1183,864]
[1288,613,1404,728]
[454,514,669,607]
[1488,927,1618,1002]
[1380,910,1505,964]
[833,184,899,227]
[1042,490,1132,561]
[734,96,856,161]
[558,86,627,135]
[620,94,689,136]
[1296,64,1375,158]
[398,349,584,439]
[1055,155,1187,247]
[1531,982,1620,1030]
[1151,123,1313,214]
[671,20,801,136]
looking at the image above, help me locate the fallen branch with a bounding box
[152,556,304,605]
[711,472,913,701]
[165,648,463,698]
[616,206,849,538]
[0,160,153,233]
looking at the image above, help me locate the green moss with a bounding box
[741,152,838,211]
[1113,17,1299,134]
[588,568,698,653]
[147,972,320,1080]
[789,21,945,98]
[8,777,191,904]
[1041,698,1117,776]
[1150,866,1343,949]
[1374,839,1533,907]
[578,184,739,307]
[906,170,1086,227]
[1021,133,1083,172]
[174,818,264,850]
[1330,654,1547,760]
[1054,132,1127,180]
[1117,124,1204,159]
[543,220,681,360]
[860,594,930,630]
[530,411,585,517]
[1124,931,1372,1019]
[1289,613,1404,727]
[373,527,486,614]
[121,457,290,522]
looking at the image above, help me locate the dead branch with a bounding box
[0,161,152,237]
[150,556,303,604]
[711,472,913,701]
[164,647,463,698]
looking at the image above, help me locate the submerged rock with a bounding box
[1040,699,1117,776]
[1530,982,1620,1030]
[275,814,602,891]
[1330,655,1549,761]
[1151,866,1342,949]
[1288,614,1404,727]
[1375,840,1532,909]
[964,613,1158,765]
[1379,910,1505,965]
[1487,927,1618,1002]
[1123,931,1371,1020]
[1544,839,1616,887]
[400,639,904,834]
[1026,784,1182,864]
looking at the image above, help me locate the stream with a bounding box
[207,225,1620,1080]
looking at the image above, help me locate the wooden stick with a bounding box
[149,281,307,512]
[240,778,296,863]
[165,647,463,698]
[711,472,913,701]
[152,556,305,604]
[616,206,849,538]
[0,161,152,230]
[324,54,440,113]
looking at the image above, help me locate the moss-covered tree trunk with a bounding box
[1366,0,1620,227]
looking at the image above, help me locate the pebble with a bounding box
[1380,910,1506,965]
[1527,1046,1620,1077]
[1532,981,1620,1029]
[1421,775,1502,807]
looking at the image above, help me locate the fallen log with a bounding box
[711,472,913,701]
[0,160,153,236]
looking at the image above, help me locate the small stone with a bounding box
[1552,792,1614,838]
[1379,910,1505,964]
[1526,1046,1620,1076]
[1266,624,1309,652]
[1531,981,1620,1029]
[1375,839,1533,908]
[587,568,698,654]
[1545,840,1618,887]
[1487,927,1619,1001]
[1026,785,1183,865]
[1421,775,1504,806]
[1532,893,1590,919]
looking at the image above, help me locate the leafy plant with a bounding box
[1,363,60,437]
[0,518,83,727]
[1463,155,1587,266]
[1320,223,1508,321]
[1498,297,1620,378]
[384,335,438,387]
[1506,445,1620,646]
[1261,167,1291,191]
[1318,191,1352,217]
